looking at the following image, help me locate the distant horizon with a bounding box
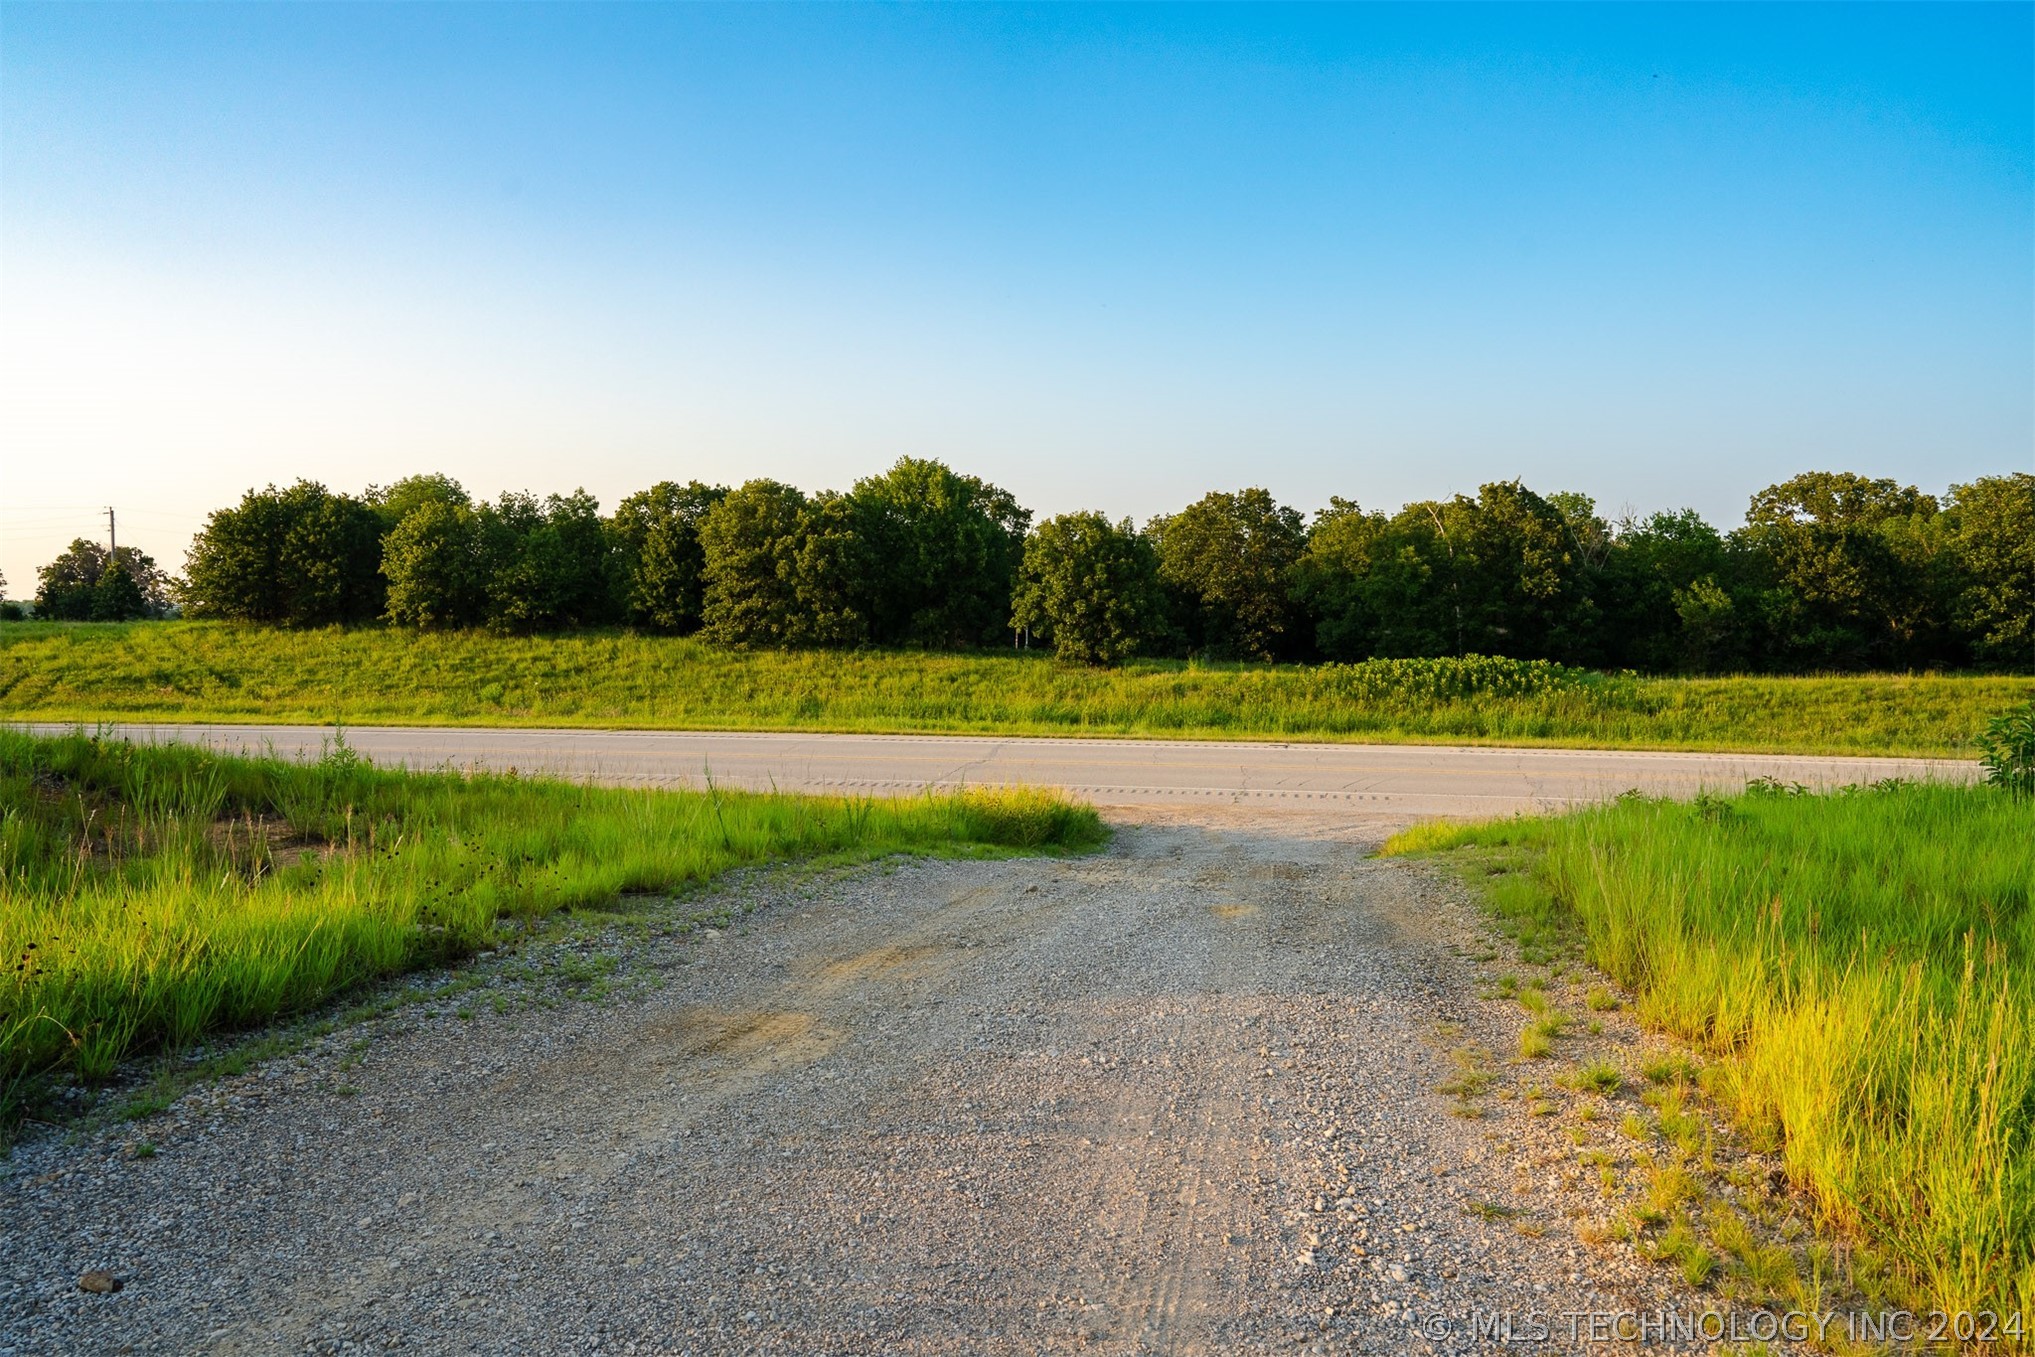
[4,2,2029,592]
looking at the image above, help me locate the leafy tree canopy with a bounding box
[699,480,868,648]
[368,473,470,528]
[1747,472,1937,529]
[849,457,1030,648]
[609,480,728,634]
[1297,483,1597,663]
[1944,473,2035,666]
[1594,509,1741,671]
[381,498,485,629]
[69,460,2032,675]
[383,490,618,633]
[1738,472,1948,668]
[34,541,173,622]
[1011,512,1166,665]
[1148,487,1307,661]
[181,481,384,626]
[91,563,149,622]
[480,490,618,634]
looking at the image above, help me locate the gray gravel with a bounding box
[3,811,1750,1355]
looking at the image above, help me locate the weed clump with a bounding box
[1571,1059,1622,1095]
[1977,700,2035,797]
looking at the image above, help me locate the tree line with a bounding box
[18,458,2032,671]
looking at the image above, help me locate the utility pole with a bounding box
[105,506,116,562]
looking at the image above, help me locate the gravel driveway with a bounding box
[4,810,1738,1355]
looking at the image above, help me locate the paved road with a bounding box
[21,722,1978,818]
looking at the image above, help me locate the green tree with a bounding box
[1307,484,1597,662]
[1671,576,1740,670]
[381,489,618,633]
[698,480,807,646]
[849,458,1030,648]
[90,562,149,621]
[609,480,728,633]
[1738,471,1949,668]
[381,498,486,628]
[1011,512,1166,665]
[1594,509,1743,671]
[181,481,385,625]
[1351,504,1464,658]
[477,490,619,634]
[1291,499,1396,661]
[35,542,112,621]
[1454,481,1600,662]
[789,493,870,647]
[1147,488,1307,660]
[34,541,172,621]
[368,474,470,530]
[699,480,868,647]
[1943,473,2035,667]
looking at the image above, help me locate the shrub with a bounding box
[1977,701,2035,797]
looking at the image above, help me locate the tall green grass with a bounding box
[0,730,1101,1110]
[3,621,2028,755]
[1388,781,2035,1320]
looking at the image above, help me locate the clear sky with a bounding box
[2,2,2030,594]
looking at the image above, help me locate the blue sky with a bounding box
[2,3,2029,591]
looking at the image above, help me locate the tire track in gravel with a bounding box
[4,810,1740,1356]
[1080,995,1240,1357]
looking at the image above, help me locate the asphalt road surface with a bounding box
[17,722,1977,818]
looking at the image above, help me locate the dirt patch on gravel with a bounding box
[2,808,1770,1355]
[811,943,950,984]
[661,1008,843,1066]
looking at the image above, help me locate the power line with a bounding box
[0,517,115,528]
[0,507,208,520]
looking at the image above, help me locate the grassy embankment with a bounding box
[4,621,2029,757]
[1386,779,2035,1326]
[0,729,1101,1131]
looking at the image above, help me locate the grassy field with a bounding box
[1387,779,2035,1324]
[0,728,1101,1129]
[3,621,2028,756]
